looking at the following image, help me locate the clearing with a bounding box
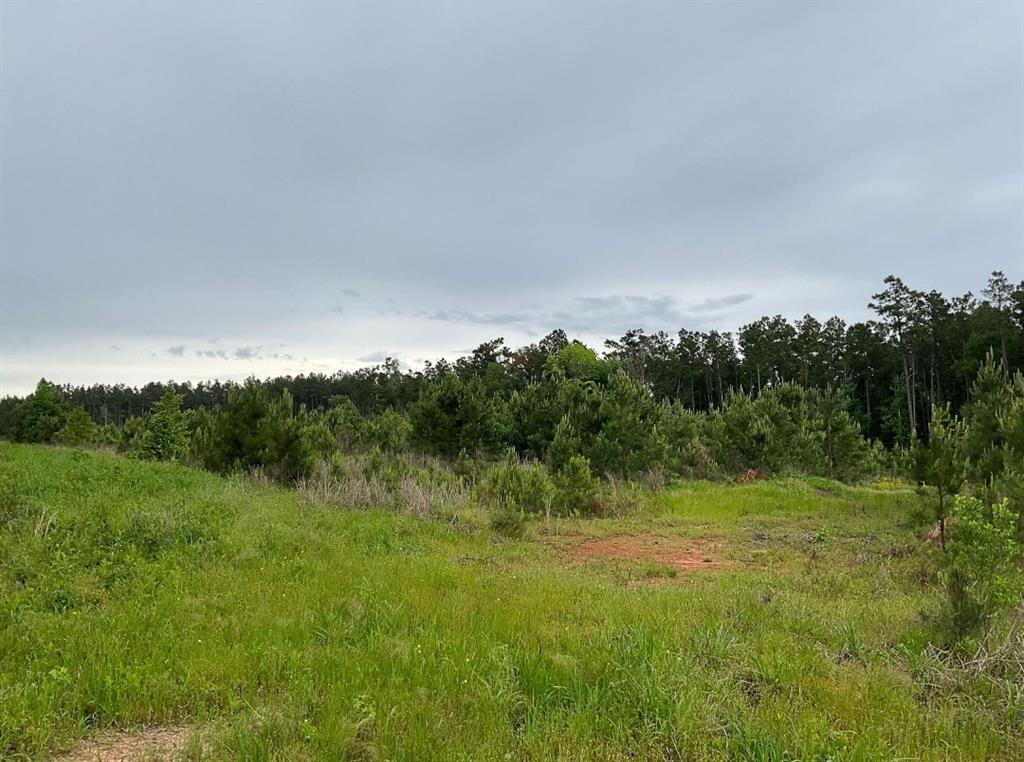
[1,443,1019,760]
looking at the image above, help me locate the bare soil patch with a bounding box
[53,726,192,762]
[567,534,728,572]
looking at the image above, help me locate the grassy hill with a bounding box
[0,443,1018,760]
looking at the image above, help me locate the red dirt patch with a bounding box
[54,726,192,762]
[568,534,727,572]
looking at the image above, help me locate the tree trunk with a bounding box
[864,374,872,434]
[902,352,915,436]
[938,486,946,552]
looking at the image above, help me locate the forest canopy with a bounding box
[3,271,1019,449]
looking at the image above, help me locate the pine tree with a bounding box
[547,416,582,473]
[56,406,97,447]
[553,454,599,516]
[914,404,966,550]
[15,379,67,444]
[961,352,1013,490]
[141,388,189,461]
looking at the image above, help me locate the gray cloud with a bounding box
[550,293,755,334]
[0,2,1020,393]
[689,294,755,314]
[167,345,185,357]
[357,351,393,364]
[416,292,756,335]
[234,347,258,359]
[422,309,533,326]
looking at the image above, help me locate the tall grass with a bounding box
[0,443,1020,760]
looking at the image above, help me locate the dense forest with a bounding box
[3,272,1021,446]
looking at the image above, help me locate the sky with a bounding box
[1,1,1022,396]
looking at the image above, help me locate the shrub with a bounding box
[365,408,412,453]
[326,398,367,451]
[262,393,322,482]
[662,403,712,477]
[508,374,593,459]
[55,407,96,447]
[194,382,326,482]
[706,384,876,480]
[587,371,668,477]
[943,495,1024,639]
[478,450,554,516]
[117,417,147,455]
[452,448,481,486]
[547,417,582,473]
[140,388,188,461]
[810,386,879,481]
[410,374,508,456]
[552,454,599,516]
[489,503,526,538]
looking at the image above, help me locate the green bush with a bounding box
[705,384,876,480]
[552,454,599,516]
[326,398,367,451]
[943,495,1024,639]
[586,371,668,478]
[478,450,554,516]
[410,374,508,456]
[547,416,582,473]
[14,380,66,444]
[55,406,96,447]
[193,382,326,483]
[489,503,526,538]
[364,408,412,453]
[117,417,147,455]
[810,386,879,481]
[140,388,189,461]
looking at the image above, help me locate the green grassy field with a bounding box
[0,443,1019,760]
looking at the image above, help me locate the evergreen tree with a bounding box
[553,454,599,516]
[547,416,583,473]
[812,387,876,482]
[15,379,66,444]
[961,353,1015,491]
[141,388,189,461]
[56,406,97,447]
[914,404,966,549]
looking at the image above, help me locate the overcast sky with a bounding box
[1,1,1022,395]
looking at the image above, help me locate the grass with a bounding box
[0,443,1020,760]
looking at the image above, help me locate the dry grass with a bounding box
[296,456,469,518]
[53,726,193,762]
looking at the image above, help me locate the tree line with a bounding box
[3,271,1018,448]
